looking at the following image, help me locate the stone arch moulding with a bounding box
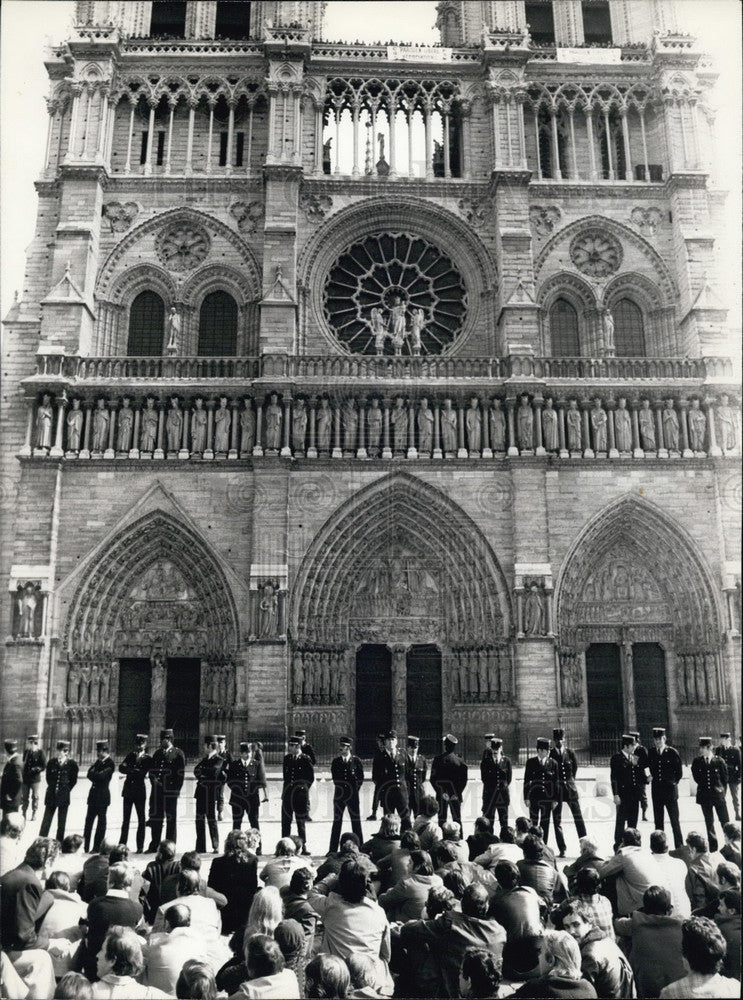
[297,197,498,356]
[537,271,598,355]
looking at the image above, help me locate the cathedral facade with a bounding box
[2,0,740,763]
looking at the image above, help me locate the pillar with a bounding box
[50,394,68,459]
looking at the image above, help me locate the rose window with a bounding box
[156,223,211,272]
[323,233,467,355]
[569,229,622,278]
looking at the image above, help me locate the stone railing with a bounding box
[35,354,261,380]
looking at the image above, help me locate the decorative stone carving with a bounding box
[560,650,583,707]
[716,394,736,452]
[367,398,382,456]
[140,397,158,452]
[569,229,623,278]
[590,398,607,452]
[615,397,632,452]
[638,399,656,450]
[292,397,307,454]
[91,398,109,453]
[602,308,615,354]
[213,396,231,453]
[299,191,333,221]
[458,196,494,228]
[517,395,533,450]
[191,397,207,454]
[117,397,134,453]
[566,399,582,451]
[441,398,457,455]
[264,392,282,452]
[342,399,357,451]
[630,206,663,236]
[453,644,512,704]
[165,306,181,354]
[417,398,434,455]
[35,394,53,450]
[155,222,210,271]
[257,580,279,639]
[229,200,265,234]
[466,397,482,453]
[489,399,506,453]
[13,582,43,639]
[688,398,707,452]
[240,399,256,456]
[165,397,182,453]
[523,580,546,636]
[390,397,408,452]
[663,399,680,452]
[529,204,561,236]
[291,647,346,706]
[103,201,139,233]
[317,398,332,453]
[66,398,83,452]
[542,398,558,452]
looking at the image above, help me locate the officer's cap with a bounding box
[96,740,108,751]
[491,738,503,748]
[536,737,550,750]
[484,733,495,740]
[652,727,666,738]
[384,730,397,740]
[27,734,39,741]
[294,730,307,737]
[216,734,226,741]
[57,740,71,750]
[160,728,174,739]
[288,736,301,746]
[4,739,18,752]
[699,736,712,747]
[443,733,458,746]
[205,734,218,744]
[239,741,250,751]
[629,731,641,740]
[339,737,352,747]
[621,734,635,746]
[407,736,420,746]
[136,734,148,743]
[720,732,731,739]
[553,728,565,740]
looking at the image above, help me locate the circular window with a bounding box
[323,233,467,355]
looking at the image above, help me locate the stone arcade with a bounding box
[1,0,740,762]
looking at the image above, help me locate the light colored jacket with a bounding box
[144,926,209,994]
[599,846,657,916]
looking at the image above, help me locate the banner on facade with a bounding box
[387,45,453,62]
[557,47,622,64]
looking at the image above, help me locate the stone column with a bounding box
[557,400,568,458]
[581,400,594,459]
[179,401,190,459]
[481,400,492,459]
[253,403,264,457]
[407,402,417,459]
[332,400,342,459]
[203,400,215,460]
[655,400,668,458]
[382,401,392,460]
[281,396,292,457]
[50,393,68,459]
[129,404,141,460]
[620,642,636,730]
[678,399,694,458]
[630,400,643,458]
[357,402,367,460]
[457,404,467,458]
[104,400,117,459]
[432,400,442,460]
[307,399,317,459]
[149,656,167,744]
[153,402,165,460]
[705,397,723,457]
[19,401,34,458]
[606,399,619,458]
[391,645,408,735]
[505,398,519,456]
[533,395,546,456]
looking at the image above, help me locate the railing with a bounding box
[36,355,262,380]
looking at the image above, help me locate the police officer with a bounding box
[406,735,428,819]
[119,733,152,852]
[523,737,559,842]
[215,734,232,822]
[227,741,268,837]
[194,735,224,854]
[648,726,683,849]
[329,736,364,853]
[366,733,386,822]
[431,733,468,828]
[146,727,186,850]
[549,728,586,858]
[480,735,512,834]
[21,734,46,820]
[83,740,115,852]
[39,740,79,841]
[282,735,314,853]
[629,731,650,822]
[1,739,23,817]
[377,730,411,831]
[610,734,645,851]
[691,736,729,852]
[716,732,741,821]
[295,730,317,822]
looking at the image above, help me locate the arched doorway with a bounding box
[355,645,392,756]
[406,644,442,756]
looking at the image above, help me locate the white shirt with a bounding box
[91,974,170,999]
[649,852,692,917]
[228,968,300,999]
[145,926,210,994]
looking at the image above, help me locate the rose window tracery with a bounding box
[156,223,211,272]
[569,229,622,278]
[323,233,467,355]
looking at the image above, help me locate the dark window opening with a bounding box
[235,132,245,166]
[550,298,580,356]
[613,298,646,356]
[582,0,613,44]
[537,109,552,177]
[198,290,238,356]
[525,1,556,44]
[215,0,251,38]
[219,132,228,166]
[150,0,187,37]
[156,130,165,166]
[139,131,148,165]
[127,290,165,355]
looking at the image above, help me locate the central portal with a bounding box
[406,644,442,756]
[355,645,392,757]
[165,658,201,760]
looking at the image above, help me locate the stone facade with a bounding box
[1,0,740,762]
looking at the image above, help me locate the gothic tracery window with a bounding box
[613,298,646,356]
[127,290,165,355]
[198,290,238,356]
[549,298,581,356]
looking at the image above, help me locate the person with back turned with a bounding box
[1,739,23,818]
[431,733,468,829]
[550,728,586,858]
[716,732,741,822]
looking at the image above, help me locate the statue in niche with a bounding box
[329,655,343,703]
[716,394,736,451]
[391,396,408,452]
[499,651,512,701]
[523,581,546,636]
[615,397,632,452]
[705,653,719,702]
[614,563,631,601]
[602,308,615,353]
[15,582,41,638]
[542,397,558,452]
[371,307,388,354]
[292,398,307,453]
[638,399,656,450]
[191,397,207,453]
[489,399,506,452]
[66,667,78,703]
[319,654,331,702]
[417,398,434,455]
[367,398,382,455]
[35,394,53,450]
[477,648,489,700]
[166,397,183,452]
[590,398,607,452]
[694,655,708,704]
[467,649,479,701]
[241,399,256,454]
[91,398,109,452]
[214,396,231,453]
[151,654,167,702]
[561,654,583,707]
[566,399,582,451]
[258,581,279,638]
[389,297,407,356]
[317,397,332,452]
[342,399,357,451]
[409,308,425,356]
[441,398,457,454]
[117,397,134,452]
[140,397,158,452]
[517,395,533,450]
[466,397,482,452]
[487,654,500,701]
[663,399,679,452]
[66,398,83,452]
[264,392,282,451]
[166,306,181,353]
[688,398,706,452]
[292,653,304,703]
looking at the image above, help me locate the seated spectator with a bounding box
[54,970,94,998]
[614,885,685,999]
[378,850,443,921]
[305,954,351,1000]
[215,887,284,998]
[274,919,308,992]
[141,841,179,922]
[53,835,86,891]
[317,834,362,881]
[571,868,615,942]
[260,838,310,890]
[563,836,605,896]
[510,930,598,998]
[107,845,144,906]
[91,925,169,999]
[362,815,402,866]
[598,828,657,916]
[684,832,719,912]
[83,862,144,979]
[347,954,380,999]
[517,834,567,907]
[467,817,499,863]
[501,934,543,983]
[648,830,690,918]
[375,830,419,891]
[208,832,258,934]
[474,826,522,868]
[715,889,740,978]
[441,866,468,902]
[393,885,457,996]
[160,851,227,910]
[175,959,217,1000]
[561,900,636,999]
[79,841,114,903]
[227,934,299,1000]
[145,902,210,995]
[528,826,558,870]
[459,947,502,999]
[280,867,318,938]
[412,797,442,854]
[441,822,468,864]
[0,812,25,876]
[659,915,740,998]
[39,870,87,976]
[720,822,741,870]
[489,860,542,940]
[153,869,221,934]
[314,845,377,897]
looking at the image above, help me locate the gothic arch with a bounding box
[537,272,598,355]
[107,262,178,309]
[291,473,512,645]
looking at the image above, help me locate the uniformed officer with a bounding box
[295,730,317,823]
[227,740,268,836]
[523,737,559,841]
[648,726,683,849]
[610,734,645,851]
[146,727,186,850]
[366,733,386,822]
[377,730,412,831]
[549,728,587,858]
[480,735,512,834]
[431,733,468,828]
[39,740,79,841]
[282,735,315,853]
[21,734,46,820]
[691,736,729,853]
[329,736,364,853]
[406,735,428,818]
[119,733,152,852]
[83,740,115,852]
[1,739,23,816]
[215,734,232,822]
[716,732,741,821]
[194,735,224,853]
[629,731,650,822]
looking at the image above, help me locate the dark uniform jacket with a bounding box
[716,744,741,784]
[371,748,386,788]
[282,752,315,789]
[378,749,411,795]
[331,754,364,795]
[430,751,468,802]
[481,752,512,804]
[148,745,186,794]
[632,745,650,785]
[691,754,729,805]
[1,755,23,811]
[610,750,644,799]
[523,756,558,802]
[549,747,580,801]
[119,750,153,797]
[300,743,317,766]
[44,757,79,806]
[648,745,683,797]
[194,754,225,797]
[22,748,46,785]
[86,756,116,807]
[407,753,428,804]
[227,756,267,803]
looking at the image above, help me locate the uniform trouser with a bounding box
[370,782,381,816]
[282,785,309,846]
[727,781,741,820]
[147,784,179,847]
[700,797,730,853]
[83,802,108,852]
[552,796,587,853]
[21,781,40,818]
[329,790,363,853]
[639,786,649,817]
[195,787,219,853]
[652,786,683,849]
[379,785,412,831]
[482,788,509,832]
[39,802,69,841]
[120,790,147,851]
[437,795,462,829]
[232,796,261,833]
[614,795,640,850]
[408,790,422,819]
[528,797,555,842]
[216,782,225,817]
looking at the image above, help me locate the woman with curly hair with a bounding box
[208,829,259,935]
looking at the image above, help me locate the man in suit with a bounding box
[227,740,268,837]
[82,861,144,979]
[367,733,386,821]
[716,732,741,821]
[119,733,152,852]
[146,727,186,850]
[377,729,413,831]
[629,731,650,822]
[215,734,232,822]
[691,736,729,852]
[329,736,364,853]
[406,735,428,819]
[83,739,115,853]
[610,734,646,851]
[549,728,586,857]
[21,734,46,821]
[282,735,314,853]
[647,726,683,849]
[2,739,24,817]
[480,735,512,834]
[523,737,559,842]
[39,740,79,841]
[194,735,224,854]
[431,733,468,828]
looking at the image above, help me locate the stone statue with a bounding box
[409,308,425,356]
[688,398,706,451]
[389,297,407,355]
[590,398,607,452]
[371,307,388,354]
[367,398,382,455]
[117,397,134,452]
[319,653,331,702]
[241,399,256,454]
[517,395,533,450]
[523,582,545,636]
[716,394,736,451]
[560,652,582,707]
[638,399,656,450]
[441,398,457,455]
[489,399,506,452]
[92,398,109,452]
[477,648,488,700]
[303,652,315,703]
[214,396,231,453]
[140,397,158,452]
[417,398,434,455]
[166,396,183,452]
[166,305,180,353]
[662,399,679,452]
[542,398,558,451]
[264,392,282,451]
[467,648,479,700]
[292,398,307,453]
[487,654,500,701]
[390,396,408,452]
[466,397,482,453]
[66,398,83,452]
[35,394,53,450]
[566,399,582,451]
[342,399,358,451]
[602,308,615,353]
[292,653,304,703]
[317,398,332,452]
[258,580,278,638]
[16,582,40,638]
[329,653,343,703]
[151,654,167,702]
[615,397,632,452]
[694,654,708,704]
[191,397,207,453]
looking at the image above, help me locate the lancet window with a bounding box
[613,298,646,356]
[549,299,581,356]
[198,291,238,356]
[127,291,165,355]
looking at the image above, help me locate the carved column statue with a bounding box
[149,654,167,740]
[559,650,583,707]
[391,645,407,734]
